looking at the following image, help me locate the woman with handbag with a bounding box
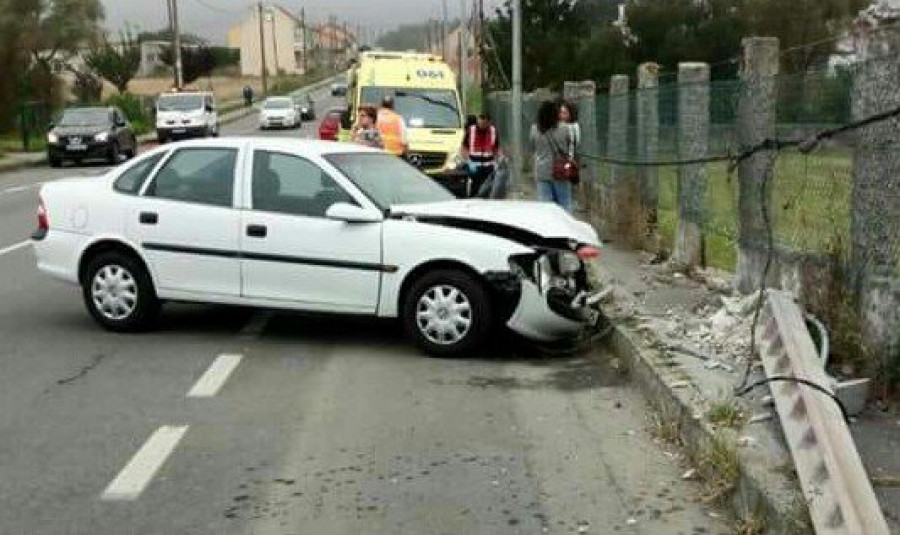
[529,100,575,212]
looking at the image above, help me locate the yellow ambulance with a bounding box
[349,51,465,177]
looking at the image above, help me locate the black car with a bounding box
[46,107,138,167]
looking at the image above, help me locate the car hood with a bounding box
[53,125,109,136]
[392,200,600,246]
[262,109,293,117]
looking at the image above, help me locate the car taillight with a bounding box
[577,245,600,261]
[37,198,49,231]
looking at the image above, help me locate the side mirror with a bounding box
[48,122,55,129]
[325,202,381,223]
[116,119,127,127]
[205,105,214,113]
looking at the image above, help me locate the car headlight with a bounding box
[557,251,582,275]
[94,132,109,142]
[47,132,58,143]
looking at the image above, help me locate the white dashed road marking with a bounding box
[0,240,31,257]
[187,354,243,398]
[101,425,189,501]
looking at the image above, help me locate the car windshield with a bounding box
[325,152,454,209]
[57,109,109,127]
[265,99,292,109]
[157,94,205,112]
[360,87,461,129]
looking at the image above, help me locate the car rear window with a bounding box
[114,153,167,194]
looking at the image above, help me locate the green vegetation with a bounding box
[105,93,152,135]
[0,136,47,153]
[707,400,746,429]
[483,0,867,91]
[86,30,142,94]
[654,148,851,271]
[697,432,741,505]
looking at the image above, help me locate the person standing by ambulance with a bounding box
[461,112,501,198]
[376,96,409,157]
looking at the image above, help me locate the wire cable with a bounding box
[736,376,850,424]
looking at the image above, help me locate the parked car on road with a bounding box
[155,91,219,143]
[331,80,348,97]
[259,96,300,129]
[294,94,316,121]
[46,107,138,168]
[318,107,348,141]
[31,139,604,357]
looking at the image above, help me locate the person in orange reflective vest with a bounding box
[376,96,409,157]
[461,112,501,197]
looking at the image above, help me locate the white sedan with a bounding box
[258,97,299,129]
[32,139,604,356]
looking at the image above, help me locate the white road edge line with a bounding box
[100,425,189,502]
[0,240,31,257]
[187,354,243,398]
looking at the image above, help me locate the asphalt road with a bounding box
[0,88,730,534]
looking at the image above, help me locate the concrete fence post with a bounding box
[736,37,779,292]
[603,74,638,244]
[672,62,710,268]
[851,5,900,378]
[637,63,660,252]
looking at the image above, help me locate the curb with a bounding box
[599,322,806,532]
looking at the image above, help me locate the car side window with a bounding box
[251,150,355,217]
[146,148,237,207]
[114,153,166,194]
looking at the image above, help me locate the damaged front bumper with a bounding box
[497,250,607,342]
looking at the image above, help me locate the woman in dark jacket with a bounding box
[529,100,573,211]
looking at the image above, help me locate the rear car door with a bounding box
[129,145,243,298]
[240,149,383,313]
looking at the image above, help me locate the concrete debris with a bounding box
[703,360,734,373]
[669,381,690,389]
[682,468,698,480]
[737,436,757,448]
[749,412,774,424]
[626,517,638,526]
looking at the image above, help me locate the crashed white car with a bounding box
[32,139,604,356]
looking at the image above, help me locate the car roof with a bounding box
[147,137,381,157]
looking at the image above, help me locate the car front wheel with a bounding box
[82,251,159,332]
[402,270,492,357]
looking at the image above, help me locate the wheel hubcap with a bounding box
[91,264,138,321]
[416,284,472,345]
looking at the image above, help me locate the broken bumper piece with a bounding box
[506,278,605,342]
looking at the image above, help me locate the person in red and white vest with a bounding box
[461,113,502,198]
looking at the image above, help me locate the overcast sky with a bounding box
[102,0,504,44]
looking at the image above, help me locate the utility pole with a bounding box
[270,8,279,76]
[441,0,449,60]
[459,0,468,112]
[168,0,183,89]
[300,8,308,74]
[511,0,523,183]
[257,2,268,95]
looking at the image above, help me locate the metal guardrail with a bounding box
[757,290,889,535]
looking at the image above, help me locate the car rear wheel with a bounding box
[402,270,493,357]
[49,155,62,168]
[82,251,159,332]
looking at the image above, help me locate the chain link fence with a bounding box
[485,41,900,387]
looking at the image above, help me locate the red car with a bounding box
[318,107,347,141]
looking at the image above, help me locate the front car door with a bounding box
[128,144,243,299]
[239,147,383,313]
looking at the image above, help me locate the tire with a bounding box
[157,133,168,144]
[402,269,493,357]
[125,139,137,159]
[49,155,62,168]
[107,142,119,165]
[81,251,159,332]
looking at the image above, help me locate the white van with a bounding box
[155,91,219,143]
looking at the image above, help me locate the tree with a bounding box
[161,46,216,85]
[20,0,105,80]
[85,30,141,93]
[69,66,103,103]
[742,0,868,73]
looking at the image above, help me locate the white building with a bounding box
[228,4,304,77]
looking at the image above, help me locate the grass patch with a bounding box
[707,400,746,429]
[656,148,852,271]
[697,432,741,506]
[647,403,684,446]
[0,136,46,153]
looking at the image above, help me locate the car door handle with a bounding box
[139,212,158,225]
[246,224,267,238]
